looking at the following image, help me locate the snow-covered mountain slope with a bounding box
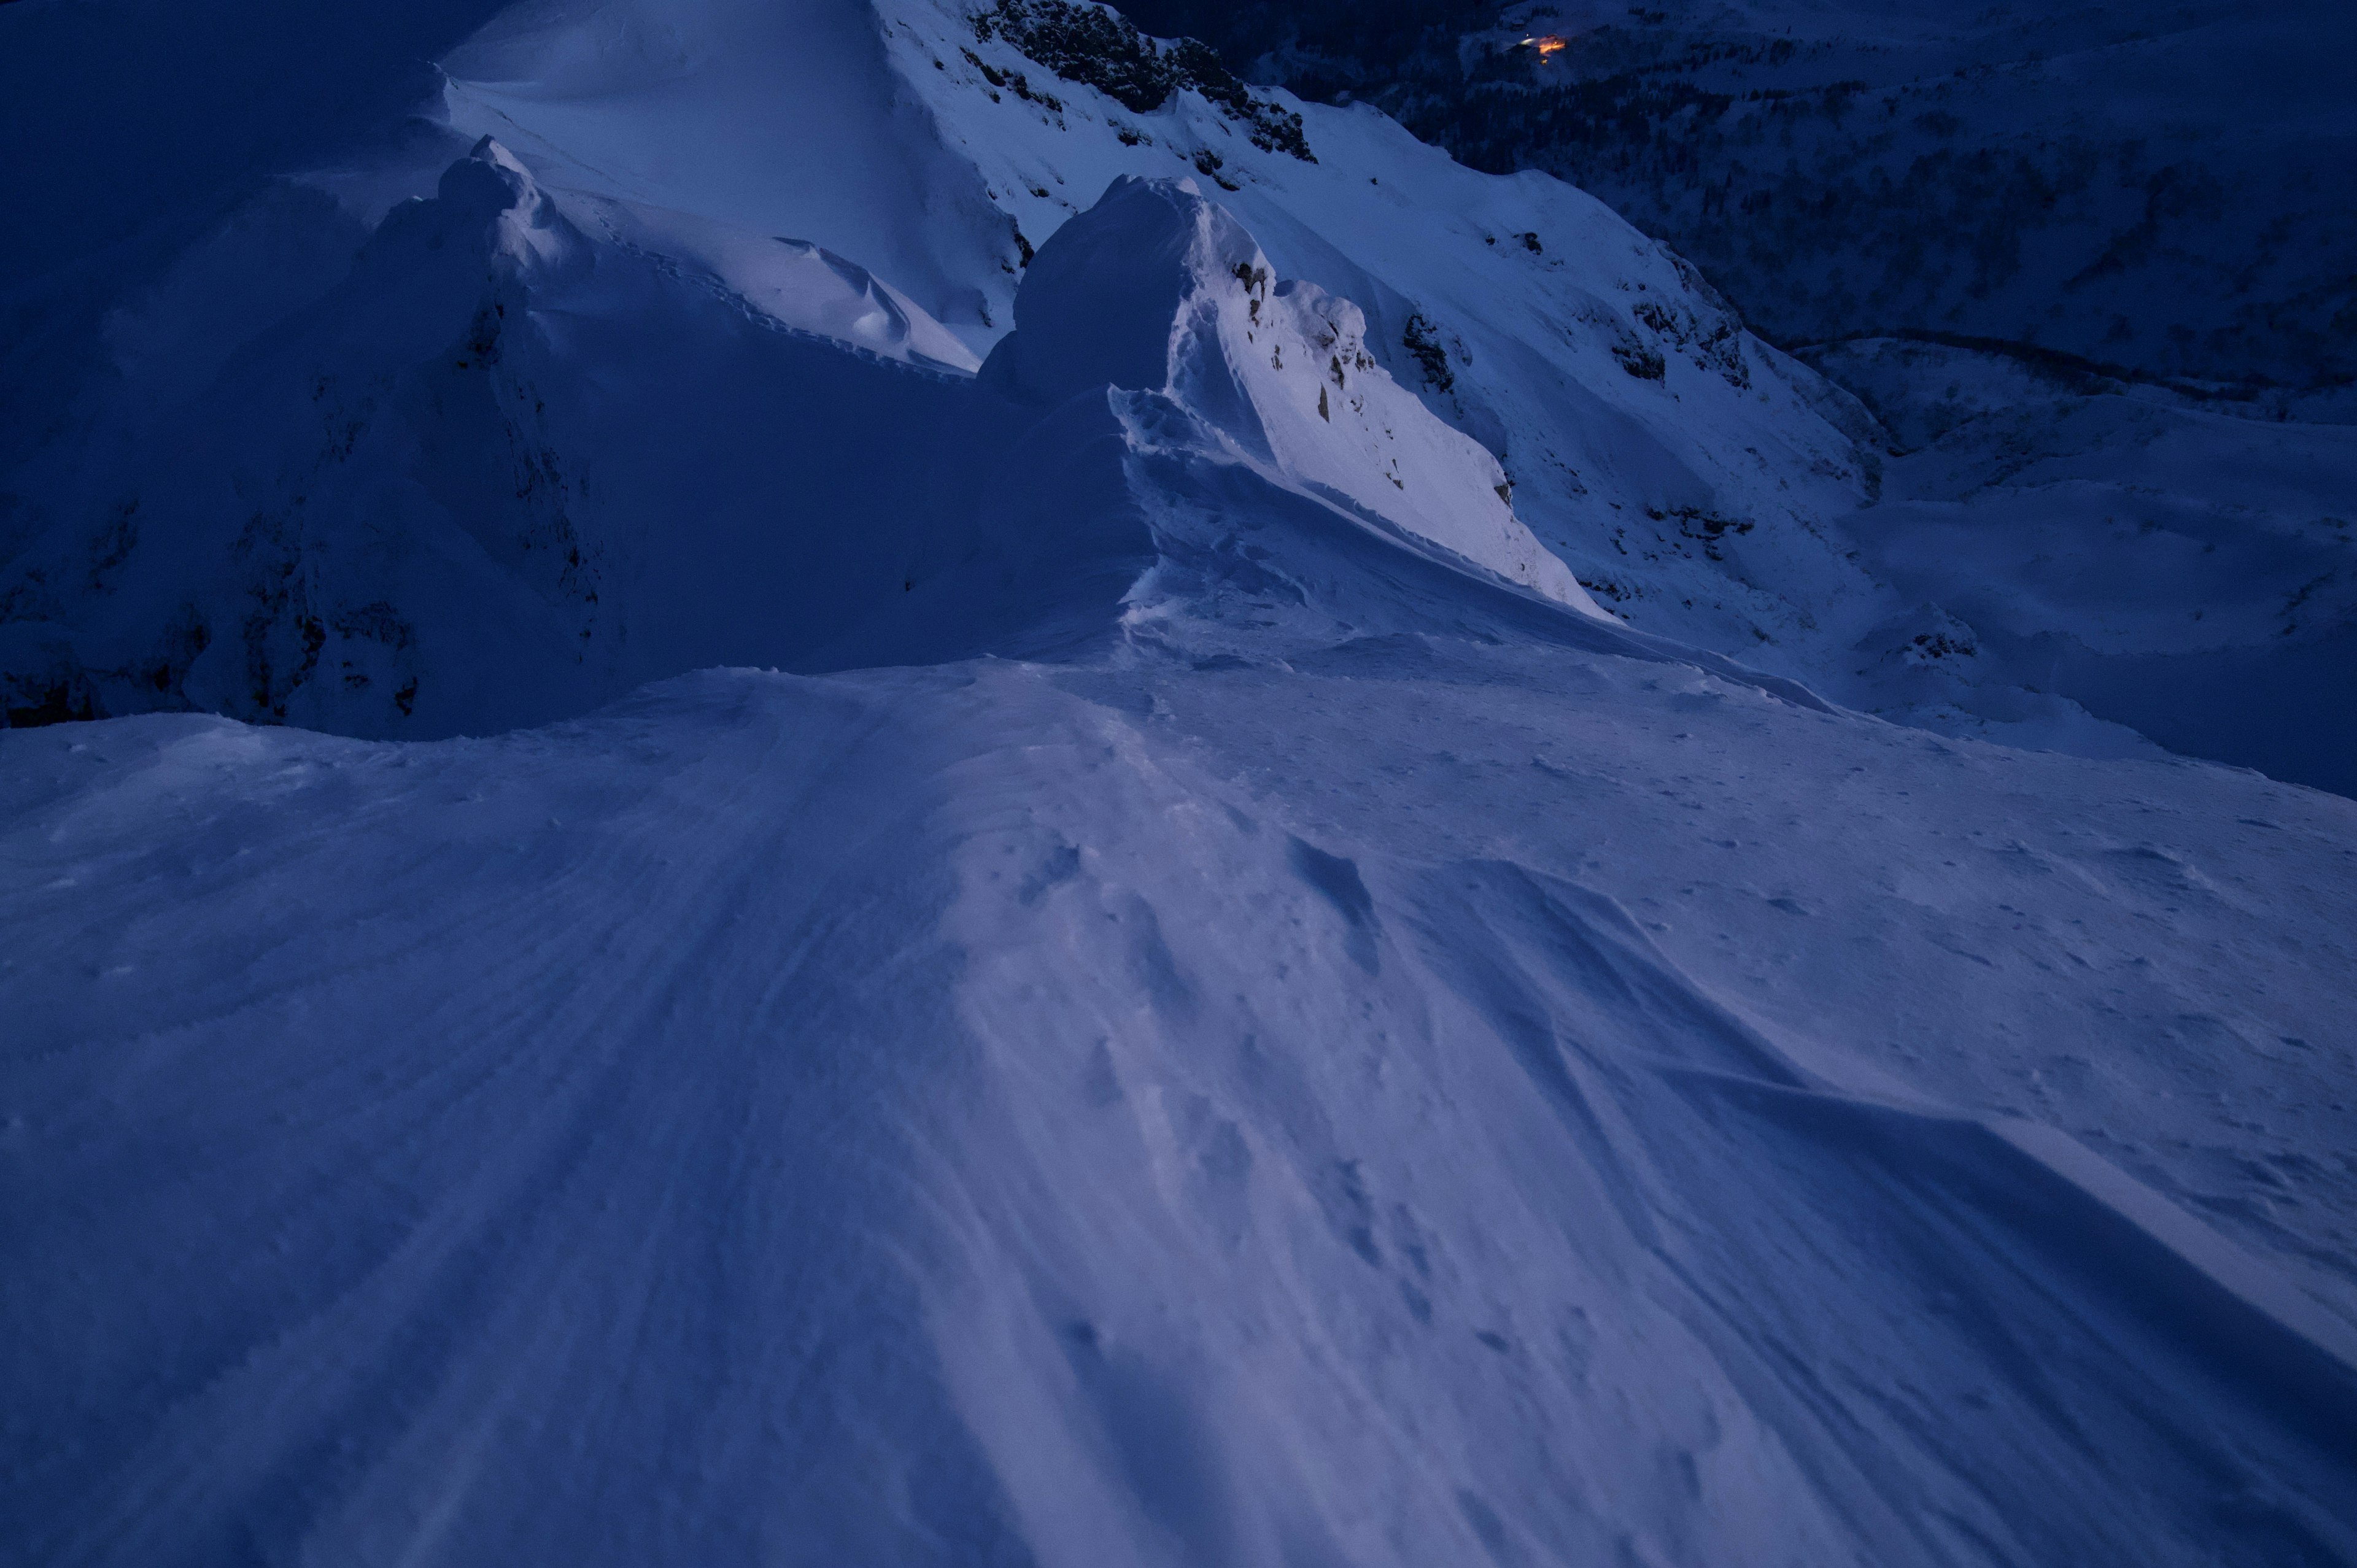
[438,0,1919,667]
[0,130,1600,739]
[1804,337,2357,796]
[1,136,1025,738]
[4,5,2357,1564]
[8,636,2357,1568]
[1191,0,2357,392]
[6,0,2348,785]
[6,0,1924,733]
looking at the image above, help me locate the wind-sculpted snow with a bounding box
[7,650,2356,1567]
[579,196,985,374]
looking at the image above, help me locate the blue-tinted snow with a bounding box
[1,1,2353,1564]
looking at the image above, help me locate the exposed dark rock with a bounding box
[973,0,1315,161]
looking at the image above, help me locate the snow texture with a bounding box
[2,1,2354,1565]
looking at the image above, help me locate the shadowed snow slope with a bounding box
[0,148,1604,740]
[1808,338,2357,797]
[4,2,2357,1566]
[7,650,2356,1568]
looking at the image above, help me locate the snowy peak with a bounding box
[986,175,1234,404]
[423,0,1875,657]
[373,136,583,279]
[0,149,1620,742]
[991,176,1593,608]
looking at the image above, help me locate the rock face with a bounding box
[972,0,1315,160]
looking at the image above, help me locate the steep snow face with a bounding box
[875,0,1895,662]
[438,0,1018,336]
[578,196,984,374]
[990,176,1592,608]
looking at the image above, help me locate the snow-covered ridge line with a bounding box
[4,137,1652,740]
[9,644,2355,1567]
[987,176,1592,611]
[296,0,1909,719]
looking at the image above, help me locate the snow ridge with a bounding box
[988,175,1592,608]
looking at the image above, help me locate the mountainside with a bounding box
[0,0,1864,736]
[3,2,2355,1566]
[10,0,2354,793]
[7,0,2353,790]
[1803,336,2357,795]
[1124,0,2357,393]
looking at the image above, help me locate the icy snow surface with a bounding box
[2,1,2356,1564]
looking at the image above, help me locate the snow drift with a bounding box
[8,646,2356,1568]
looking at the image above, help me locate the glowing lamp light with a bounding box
[1520,33,1569,56]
